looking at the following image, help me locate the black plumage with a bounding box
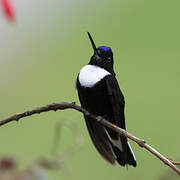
[76,32,136,167]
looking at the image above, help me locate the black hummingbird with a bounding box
[76,32,136,167]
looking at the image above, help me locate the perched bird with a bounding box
[76,32,136,167]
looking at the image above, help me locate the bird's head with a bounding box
[87,32,114,74]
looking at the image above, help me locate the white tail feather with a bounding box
[127,142,136,161]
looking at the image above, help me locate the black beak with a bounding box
[87,32,97,54]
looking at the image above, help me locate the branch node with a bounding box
[170,160,180,165]
[96,116,103,122]
[138,139,146,147]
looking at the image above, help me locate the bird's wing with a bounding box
[105,75,137,167]
[104,75,130,165]
[105,75,126,130]
[105,75,127,149]
[76,79,116,165]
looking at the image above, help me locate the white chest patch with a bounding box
[78,65,111,87]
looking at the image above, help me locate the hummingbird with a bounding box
[76,32,136,167]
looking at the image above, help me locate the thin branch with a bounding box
[0,102,180,175]
[170,160,180,166]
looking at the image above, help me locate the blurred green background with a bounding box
[0,0,180,179]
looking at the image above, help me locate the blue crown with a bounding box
[98,46,110,51]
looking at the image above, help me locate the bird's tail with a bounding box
[112,140,136,167]
[126,142,136,167]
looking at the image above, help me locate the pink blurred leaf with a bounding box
[1,0,15,21]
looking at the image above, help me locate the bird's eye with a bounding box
[107,57,111,62]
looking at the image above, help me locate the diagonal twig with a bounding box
[0,102,180,175]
